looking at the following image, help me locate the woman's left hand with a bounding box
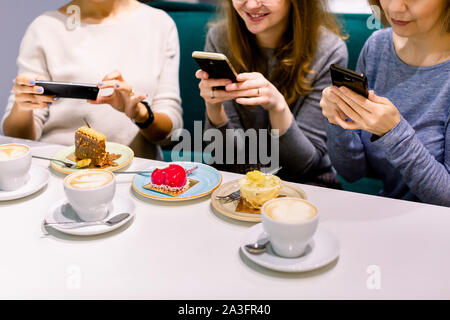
[330,86,401,136]
[224,72,288,113]
[88,70,147,120]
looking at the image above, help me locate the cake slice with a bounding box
[74,126,108,167]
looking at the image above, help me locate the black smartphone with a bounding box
[34,80,99,100]
[330,64,369,98]
[192,51,238,90]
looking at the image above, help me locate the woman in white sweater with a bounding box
[2,0,183,159]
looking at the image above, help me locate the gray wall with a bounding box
[0,0,63,134]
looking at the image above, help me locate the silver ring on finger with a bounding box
[210,87,215,99]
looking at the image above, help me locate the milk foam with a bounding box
[266,200,316,222]
[67,172,112,189]
[0,145,28,160]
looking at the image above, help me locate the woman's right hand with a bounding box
[320,86,349,124]
[195,70,233,109]
[13,75,55,110]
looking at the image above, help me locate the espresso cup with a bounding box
[261,198,319,258]
[63,169,115,221]
[0,144,32,191]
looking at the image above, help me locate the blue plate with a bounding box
[132,162,222,201]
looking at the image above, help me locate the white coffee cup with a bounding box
[261,197,319,258]
[63,169,115,221]
[0,144,32,191]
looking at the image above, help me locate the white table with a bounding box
[0,136,449,300]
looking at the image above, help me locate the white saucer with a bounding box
[0,166,50,201]
[240,223,339,273]
[45,195,135,236]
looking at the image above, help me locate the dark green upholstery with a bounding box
[148,1,216,163]
[148,2,383,195]
[337,14,378,70]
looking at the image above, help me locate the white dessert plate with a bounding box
[211,180,307,222]
[50,142,134,174]
[240,223,339,273]
[44,194,135,236]
[0,165,50,201]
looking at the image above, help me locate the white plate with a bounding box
[240,223,339,273]
[211,180,307,222]
[45,195,135,236]
[0,166,50,201]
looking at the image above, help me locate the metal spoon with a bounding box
[32,155,76,169]
[44,212,130,229]
[245,238,270,254]
[114,165,199,176]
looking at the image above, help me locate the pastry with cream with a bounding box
[238,170,282,209]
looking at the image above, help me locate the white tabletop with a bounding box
[0,136,449,299]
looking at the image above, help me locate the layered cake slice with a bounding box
[74,126,109,167]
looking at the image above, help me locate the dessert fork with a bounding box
[32,155,76,169]
[215,167,282,202]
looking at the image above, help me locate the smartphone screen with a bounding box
[35,80,99,100]
[330,64,369,98]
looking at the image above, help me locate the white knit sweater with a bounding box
[2,4,182,159]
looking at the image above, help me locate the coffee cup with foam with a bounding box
[0,144,32,191]
[261,197,319,258]
[63,169,115,221]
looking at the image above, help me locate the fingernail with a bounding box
[54,97,59,101]
[339,86,348,94]
[30,80,36,85]
[98,82,103,87]
[329,92,338,102]
[115,84,120,88]
[37,87,43,93]
[48,102,52,106]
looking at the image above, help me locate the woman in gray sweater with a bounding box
[195,0,347,187]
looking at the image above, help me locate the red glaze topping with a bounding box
[151,164,187,188]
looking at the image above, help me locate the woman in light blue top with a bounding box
[320,0,450,206]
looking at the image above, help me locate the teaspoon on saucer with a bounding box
[44,212,130,229]
[245,238,270,254]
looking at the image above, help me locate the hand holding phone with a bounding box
[330,64,368,98]
[192,51,238,90]
[35,80,99,100]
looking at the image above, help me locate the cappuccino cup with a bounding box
[63,169,115,221]
[261,198,319,258]
[0,144,32,191]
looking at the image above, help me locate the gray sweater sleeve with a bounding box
[276,33,348,175]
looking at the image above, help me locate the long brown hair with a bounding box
[368,0,450,32]
[219,0,343,105]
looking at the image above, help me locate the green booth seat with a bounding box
[148,1,383,196]
[148,1,216,163]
